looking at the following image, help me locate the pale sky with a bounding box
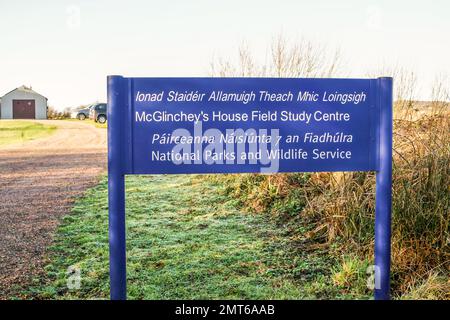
[1,0,449,110]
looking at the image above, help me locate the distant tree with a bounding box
[210,34,343,78]
[47,106,70,119]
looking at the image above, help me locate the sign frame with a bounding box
[107,76,393,300]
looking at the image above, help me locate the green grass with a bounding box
[0,120,57,146]
[66,118,107,128]
[24,175,364,300]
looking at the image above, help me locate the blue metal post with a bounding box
[107,75,127,300]
[374,77,393,300]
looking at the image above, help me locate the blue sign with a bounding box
[107,76,393,301]
[119,78,379,174]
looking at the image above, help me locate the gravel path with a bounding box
[0,120,106,298]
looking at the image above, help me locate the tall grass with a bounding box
[210,35,449,298]
[214,106,449,298]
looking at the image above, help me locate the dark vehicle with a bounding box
[89,103,107,123]
[72,107,92,120]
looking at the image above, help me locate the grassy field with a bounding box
[66,118,107,128]
[23,175,371,300]
[0,120,57,146]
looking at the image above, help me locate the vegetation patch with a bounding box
[24,175,366,299]
[214,111,449,299]
[0,121,57,146]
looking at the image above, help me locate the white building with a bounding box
[0,86,48,119]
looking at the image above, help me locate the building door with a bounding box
[13,100,35,119]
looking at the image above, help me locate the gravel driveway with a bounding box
[0,120,106,298]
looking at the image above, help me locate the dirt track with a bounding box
[0,120,106,298]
